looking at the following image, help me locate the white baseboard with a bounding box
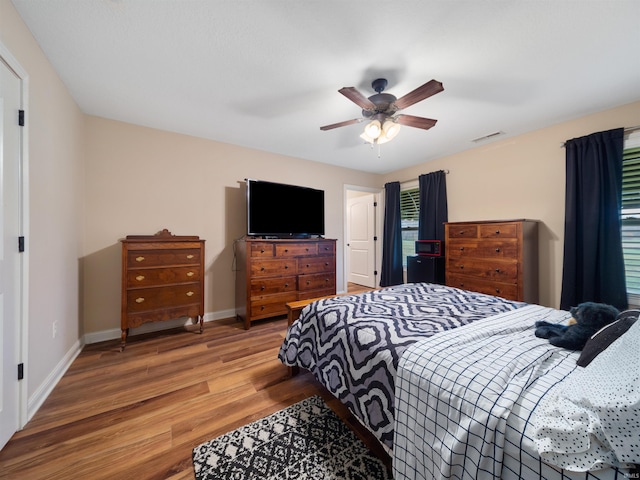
[27,338,83,423]
[82,308,237,345]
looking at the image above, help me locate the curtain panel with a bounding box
[418,170,448,241]
[380,181,403,287]
[560,128,627,311]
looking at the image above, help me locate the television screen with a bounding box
[246,179,325,237]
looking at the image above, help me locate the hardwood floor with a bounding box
[0,283,384,479]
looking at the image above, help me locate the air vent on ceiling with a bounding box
[472,131,504,143]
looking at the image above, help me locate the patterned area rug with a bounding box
[192,395,391,480]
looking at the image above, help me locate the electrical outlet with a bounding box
[52,320,58,339]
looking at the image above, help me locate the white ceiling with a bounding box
[11,0,640,174]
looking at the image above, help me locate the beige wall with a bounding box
[83,116,381,336]
[385,101,640,308]
[1,0,85,405]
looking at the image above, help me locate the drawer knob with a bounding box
[135,275,145,281]
[285,249,289,253]
[261,285,265,290]
[325,262,329,266]
[135,297,145,303]
[459,231,465,235]
[306,264,310,268]
[459,247,464,251]
[495,268,501,273]
[260,249,265,253]
[186,291,194,297]
[284,265,289,269]
[495,248,501,253]
[495,289,501,293]
[186,254,194,259]
[261,267,265,271]
[285,283,289,287]
[459,265,464,270]
[261,305,265,310]
[495,230,500,234]
[135,256,145,262]
[306,280,310,285]
[187,271,194,277]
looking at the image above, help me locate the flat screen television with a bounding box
[246,179,325,238]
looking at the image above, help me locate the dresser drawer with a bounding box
[250,276,297,295]
[275,243,318,257]
[447,225,478,238]
[250,292,298,319]
[298,256,335,274]
[317,241,336,256]
[126,283,201,313]
[447,239,518,259]
[128,248,201,267]
[446,258,518,282]
[447,274,518,300]
[250,242,275,257]
[127,266,200,288]
[299,273,336,291]
[479,223,518,239]
[250,258,297,277]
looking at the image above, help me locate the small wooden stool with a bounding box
[286,295,338,326]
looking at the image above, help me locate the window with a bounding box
[400,186,419,267]
[621,132,640,305]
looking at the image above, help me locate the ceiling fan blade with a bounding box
[394,80,444,110]
[320,118,362,131]
[396,114,438,130]
[338,87,376,110]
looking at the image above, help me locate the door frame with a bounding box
[1,40,30,431]
[343,184,382,292]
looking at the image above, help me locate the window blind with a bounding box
[621,146,640,295]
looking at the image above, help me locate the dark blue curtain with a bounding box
[418,170,448,241]
[560,128,627,311]
[380,181,403,287]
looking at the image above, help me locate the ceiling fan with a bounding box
[320,78,444,144]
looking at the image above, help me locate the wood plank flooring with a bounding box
[0,283,385,479]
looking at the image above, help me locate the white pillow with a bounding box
[533,318,640,471]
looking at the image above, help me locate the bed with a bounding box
[278,282,638,480]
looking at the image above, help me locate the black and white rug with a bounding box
[192,395,392,480]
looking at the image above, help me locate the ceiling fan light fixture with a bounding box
[360,131,375,144]
[382,120,401,140]
[364,119,382,139]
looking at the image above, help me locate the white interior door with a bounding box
[347,193,376,288]
[0,57,22,450]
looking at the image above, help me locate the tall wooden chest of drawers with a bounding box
[235,238,337,329]
[120,229,205,350]
[445,220,538,303]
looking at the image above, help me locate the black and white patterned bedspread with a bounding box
[277,283,524,448]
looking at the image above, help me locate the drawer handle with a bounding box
[186,254,195,259]
[495,248,501,253]
[285,283,289,287]
[187,271,195,277]
[306,264,310,268]
[495,268,501,273]
[186,291,194,297]
[495,230,500,235]
[261,267,265,271]
[459,231,465,235]
[284,265,289,269]
[306,280,310,285]
[459,247,465,251]
[261,305,265,310]
[260,249,265,254]
[306,248,310,251]
[495,289,501,293]
[459,265,464,270]
[135,256,145,262]
[284,249,289,253]
[325,262,329,266]
[135,297,145,303]
[261,285,265,290]
[135,275,145,281]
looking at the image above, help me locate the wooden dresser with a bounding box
[121,229,205,350]
[445,220,538,303]
[235,238,337,329]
